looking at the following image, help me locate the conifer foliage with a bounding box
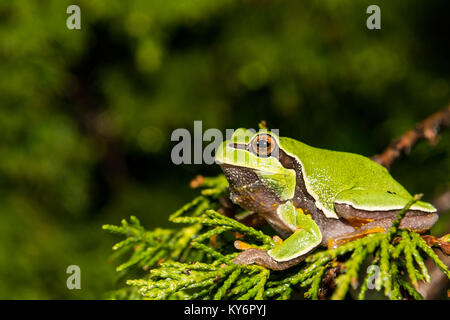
[104,175,450,300]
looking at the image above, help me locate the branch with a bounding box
[372,105,450,169]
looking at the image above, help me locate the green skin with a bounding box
[215,129,438,270]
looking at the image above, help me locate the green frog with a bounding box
[215,129,438,270]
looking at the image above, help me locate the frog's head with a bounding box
[215,128,297,215]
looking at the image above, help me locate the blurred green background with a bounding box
[0,0,448,299]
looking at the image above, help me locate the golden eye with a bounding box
[250,134,277,157]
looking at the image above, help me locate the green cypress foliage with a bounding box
[104,175,449,300]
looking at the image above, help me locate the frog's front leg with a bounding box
[232,202,322,271]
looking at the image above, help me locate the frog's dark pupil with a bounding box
[250,134,275,156]
[258,140,269,149]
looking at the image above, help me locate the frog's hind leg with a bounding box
[328,213,438,249]
[327,221,387,249]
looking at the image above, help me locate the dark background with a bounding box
[0,0,448,298]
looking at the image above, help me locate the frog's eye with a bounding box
[250,134,277,157]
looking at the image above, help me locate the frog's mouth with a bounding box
[214,142,246,166]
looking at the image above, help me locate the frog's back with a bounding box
[279,137,416,218]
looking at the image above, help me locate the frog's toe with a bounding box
[437,234,450,255]
[422,234,450,255]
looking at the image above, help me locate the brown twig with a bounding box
[372,105,450,169]
[318,266,340,299]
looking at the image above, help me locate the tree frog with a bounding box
[215,129,438,270]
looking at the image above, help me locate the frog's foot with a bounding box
[232,248,305,271]
[328,218,402,249]
[328,226,385,249]
[421,234,450,255]
[437,234,450,255]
